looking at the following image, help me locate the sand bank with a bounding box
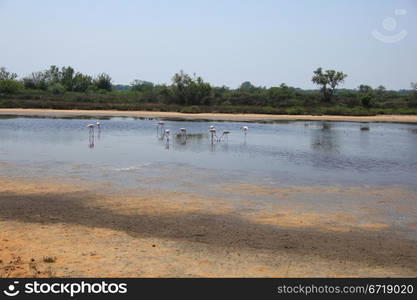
[1,108,417,123]
[1,177,416,277]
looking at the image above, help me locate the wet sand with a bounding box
[1,177,416,277]
[1,108,417,123]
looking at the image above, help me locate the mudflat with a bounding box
[1,177,416,277]
[1,108,417,123]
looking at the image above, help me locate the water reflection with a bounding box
[310,122,340,153]
[88,134,95,149]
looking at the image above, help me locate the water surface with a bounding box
[1,116,417,188]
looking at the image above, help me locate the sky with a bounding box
[0,0,416,90]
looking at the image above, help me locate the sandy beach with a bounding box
[1,177,416,277]
[1,108,417,123]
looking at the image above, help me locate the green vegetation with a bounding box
[312,68,347,102]
[0,65,416,116]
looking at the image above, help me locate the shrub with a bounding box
[361,94,372,108]
[0,80,24,94]
[180,105,202,113]
[93,73,112,91]
[48,83,66,95]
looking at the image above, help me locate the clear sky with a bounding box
[0,0,416,89]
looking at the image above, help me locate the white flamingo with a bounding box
[87,124,94,134]
[96,121,101,133]
[240,126,249,136]
[86,124,95,148]
[157,121,165,136]
[209,126,217,143]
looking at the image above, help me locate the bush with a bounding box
[180,105,202,113]
[48,83,66,95]
[0,80,24,94]
[361,95,372,108]
[93,73,112,91]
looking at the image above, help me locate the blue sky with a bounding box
[0,0,416,89]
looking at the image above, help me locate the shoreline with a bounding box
[1,108,417,123]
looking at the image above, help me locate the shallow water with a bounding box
[2,115,417,239]
[1,116,417,189]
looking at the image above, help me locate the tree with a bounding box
[46,65,61,86]
[411,82,417,100]
[358,84,373,94]
[93,73,112,91]
[376,85,386,97]
[170,71,212,105]
[22,71,49,90]
[0,67,18,80]
[312,68,347,102]
[130,79,154,92]
[377,85,386,93]
[48,83,66,95]
[0,80,24,94]
[60,66,75,91]
[72,73,92,92]
[360,94,372,108]
[267,83,295,103]
[239,81,255,91]
[0,67,21,94]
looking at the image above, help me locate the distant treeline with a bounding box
[1,66,416,115]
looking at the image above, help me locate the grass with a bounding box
[43,256,57,263]
[1,91,417,116]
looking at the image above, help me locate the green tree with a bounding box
[360,94,372,108]
[0,79,24,94]
[411,82,417,101]
[358,84,373,94]
[131,79,154,92]
[0,67,18,80]
[267,83,295,104]
[93,73,112,91]
[312,68,347,102]
[170,71,212,105]
[22,71,49,90]
[48,83,66,94]
[239,81,255,91]
[376,85,386,98]
[46,65,61,85]
[72,73,92,92]
[60,66,75,91]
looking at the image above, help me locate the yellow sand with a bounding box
[1,108,417,123]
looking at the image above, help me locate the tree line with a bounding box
[0,65,416,113]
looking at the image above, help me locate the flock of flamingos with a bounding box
[85,121,248,148]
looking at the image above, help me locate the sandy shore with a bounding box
[1,177,416,277]
[1,108,417,123]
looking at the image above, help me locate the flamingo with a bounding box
[220,130,230,142]
[86,124,95,148]
[157,121,165,137]
[209,126,217,143]
[178,128,187,144]
[240,126,249,136]
[164,129,170,140]
[86,124,94,135]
